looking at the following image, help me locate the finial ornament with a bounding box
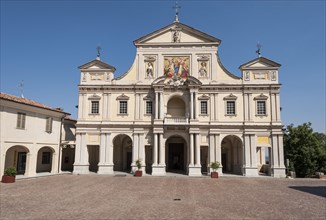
[256,42,262,57]
[19,80,24,98]
[173,1,181,22]
[96,46,101,60]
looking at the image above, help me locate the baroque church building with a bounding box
[74,18,286,177]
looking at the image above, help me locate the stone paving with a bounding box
[0,174,325,219]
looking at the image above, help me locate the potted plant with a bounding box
[2,167,17,183]
[134,159,142,177]
[210,161,220,178]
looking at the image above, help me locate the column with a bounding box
[272,135,279,168]
[270,93,276,122]
[73,132,89,174]
[26,152,37,177]
[215,134,221,164]
[82,94,87,119]
[107,93,111,120]
[77,93,84,119]
[133,133,139,165]
[194,91,199,119]
[51,152,57,174]
[214,94,218,121]
[189,134,194,166]
[215,134,222,175]
[74,133,82,164]
[278,135,285,168]
[108,133,114,165]
[153,133,158,165]
[243,134,258,176]
[209,134,215,164]
[190,92,194,119]
[105,133,111,163]
[155,92,159,119]
[99,133,106,164]
[195,134,201,166]
[139,94,144,120]
[80,133,88,164]
[159,133,165,166]
[103,93,108,119]
[160,92,164,119]
[210,94,214,121]
[244,135,251,167]
[58,146,63,173]
[135,94,139,120]
[139,134,145,170]
[248,94,253,121]
[244,93,249,121]
[250,135,257,168]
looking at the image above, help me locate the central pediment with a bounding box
[134,22,221,46]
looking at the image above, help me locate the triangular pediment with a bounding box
[79,59,116,71]
[134,22,221,46]
[239,57,281,70]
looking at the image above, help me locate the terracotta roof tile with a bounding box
[0,92,70,115]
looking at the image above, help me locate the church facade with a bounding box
[74,20,286,177]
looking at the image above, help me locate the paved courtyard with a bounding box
[0,174,325,220]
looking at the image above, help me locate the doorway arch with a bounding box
[221,135,243,175]
[37,147,55,173]
[113,134,132,172]
[165,135,187,174]
[5,145,30,175]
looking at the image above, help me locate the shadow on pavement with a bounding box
[289,186,326,198]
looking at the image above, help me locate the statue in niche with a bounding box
[173,30,180,43]
[146,62,154,78]
[245,71,250,80]
[199,62,208,77]
[271,71,276,80]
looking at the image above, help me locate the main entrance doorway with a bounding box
[168,143,184,171]
[166,136,187,174]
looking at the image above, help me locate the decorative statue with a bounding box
[146,62,153,78]
[199,62,207,77]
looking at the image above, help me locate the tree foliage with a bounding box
[284,123,326,177]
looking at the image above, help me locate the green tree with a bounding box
[284,123,326,177]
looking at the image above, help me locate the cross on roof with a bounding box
[173,1,181,22]
[256,42,262,57]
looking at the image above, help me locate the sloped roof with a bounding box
[239,56,281,69]
[134,22,221,45]
[0,92,70,115]
[78,59,116,71]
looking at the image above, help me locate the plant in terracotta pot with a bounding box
[210,161,220,178]
[2,167,17,183]
[134,159,142,177]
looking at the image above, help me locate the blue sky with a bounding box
[1,0,325,133]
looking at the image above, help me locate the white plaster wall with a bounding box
[0,102,64,177]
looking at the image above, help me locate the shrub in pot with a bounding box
[2,167,17,183]
[210,161,220,178]
[134,159,142,177]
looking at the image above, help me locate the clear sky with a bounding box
[1,0,325,133]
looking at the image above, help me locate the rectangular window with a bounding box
[146,101,152,114]
[226,101,236,115]
[42,152,51,164]
[16,112,26,129]
[257,101,266,115]
[45,117,53,133]
[200,101,208,115]
[91,101,99,114]
[119,101,128,114]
